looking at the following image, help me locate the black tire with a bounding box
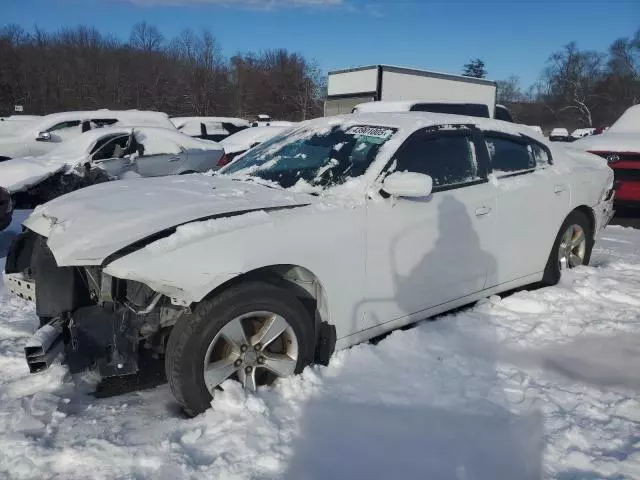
[165,281,315,416]
[542,210,594,286]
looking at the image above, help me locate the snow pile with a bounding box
[1,215,640,479]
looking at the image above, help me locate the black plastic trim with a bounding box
[326,92,378,101]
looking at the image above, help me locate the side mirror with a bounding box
[36,131,52,142]
[382,171,433,198]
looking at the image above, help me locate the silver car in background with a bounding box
[1,126,224,208]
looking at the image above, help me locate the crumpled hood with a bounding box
[24,174,315,266]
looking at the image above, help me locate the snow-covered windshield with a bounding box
[221,125,397,189]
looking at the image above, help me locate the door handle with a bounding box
[554,184,567,194]
[168,156,181,162]
[475,206,492,217]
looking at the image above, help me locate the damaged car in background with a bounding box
[171,117,250,142]
[4,112,614,416]
[1,126,225,209]
[0,110,176,161]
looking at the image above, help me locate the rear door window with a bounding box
[483,134,550,177]
[46,120,81,132]
[91,118,118,128]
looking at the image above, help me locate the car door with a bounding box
[480,132,568,286]
[131,132,187,177]
[364,127,497,328]
[90,133,133,178]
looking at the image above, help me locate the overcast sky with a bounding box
[3,0,639,87]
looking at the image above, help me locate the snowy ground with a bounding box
[1,212,640,480]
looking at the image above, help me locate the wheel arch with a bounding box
[199,264,331,342]
[571,205,596,238]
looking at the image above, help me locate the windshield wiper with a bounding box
[230,176,282,191]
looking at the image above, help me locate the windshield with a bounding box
[221,124,397,189]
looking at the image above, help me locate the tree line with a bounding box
[0,23,324,120]
[468,29,640,130]
[1,22,638,130]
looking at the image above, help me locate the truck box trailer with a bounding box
[325,64,498,118]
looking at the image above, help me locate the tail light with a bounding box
[216,153,230,167]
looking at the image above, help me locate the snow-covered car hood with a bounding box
[24,175,316,266]
[0,149,87,193]
[0,156,70,194]
[572,133,640,153]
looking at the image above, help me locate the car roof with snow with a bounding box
[220,125,294,153]
[39,126,222,159]
[23,110,176,135]
[26,111,170,136]
[171,117,251,128]
[303,111,542,139]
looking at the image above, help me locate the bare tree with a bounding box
[542,42,605,126]
[129,22,164,52]
[496,75,524,104]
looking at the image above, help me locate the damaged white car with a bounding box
[4,113,614,416]
[0,110,176,160]
[1,126,224,209]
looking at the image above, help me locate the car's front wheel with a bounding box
[165,281,314,416]
[542,210,593,286]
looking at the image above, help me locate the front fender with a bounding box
[102,206,367,331]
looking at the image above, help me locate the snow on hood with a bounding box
[0,156,73,194]
[571,133,640,153]
[23,175,316,266]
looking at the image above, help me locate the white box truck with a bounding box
[325,65,505,120]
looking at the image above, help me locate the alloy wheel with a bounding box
[558,224,587,270]
[202,311,299,393]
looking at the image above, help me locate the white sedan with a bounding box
[0,126,224,208]
[219,125,294,164]
[4,112,614,416]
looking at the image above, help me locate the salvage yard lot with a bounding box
[0,212,639,479]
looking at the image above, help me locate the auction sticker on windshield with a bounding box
[345,126,395,145]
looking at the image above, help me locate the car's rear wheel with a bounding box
[542,210,593,286]
[165,281,314,416]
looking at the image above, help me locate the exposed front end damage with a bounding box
[6,230,188,378]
